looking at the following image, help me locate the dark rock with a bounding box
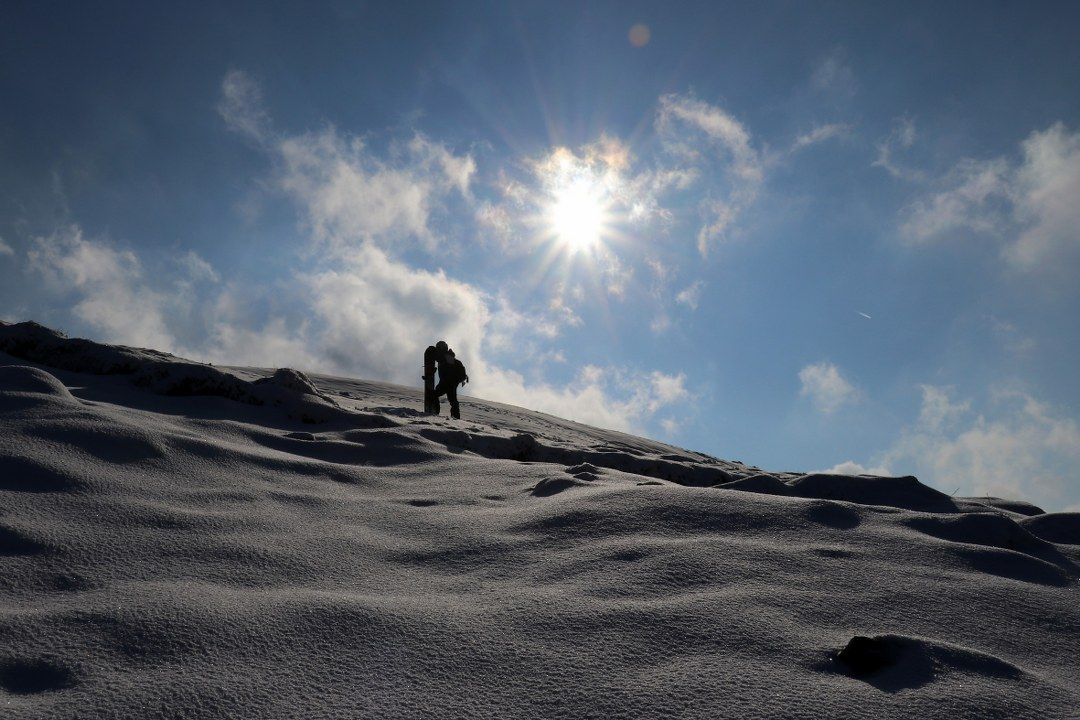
[836,636,894,676]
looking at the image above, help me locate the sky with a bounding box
[1,1,1079,510]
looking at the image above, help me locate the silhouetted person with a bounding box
[422,340,448,414]
[434,348,468,419]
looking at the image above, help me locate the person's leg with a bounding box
[447,385,460,419]
[433,378,450,416]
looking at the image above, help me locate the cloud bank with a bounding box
[899,123,1080,274]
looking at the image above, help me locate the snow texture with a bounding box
[0,321,1077,719]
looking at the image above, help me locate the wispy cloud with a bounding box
[649,313,671,335]
[791,123,851,152]
[675,280,705,310]
[810,49,856,96]
[899,158,1010,242]
[655,94,764,257]
[0,237,13,257]
[799,361,859,414]
[873,117,924,181]
[218,69,272,143]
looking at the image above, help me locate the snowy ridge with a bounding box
[1,321,1078,718]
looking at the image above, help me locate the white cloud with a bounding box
[485,296,560,354]
[200,310,320,371]
[26,226,175,352]
[656,94,763,257]
[656,95,759,179]
[899,158,1010,242]
[880,385,1080,509]
[407,134,477,200]
[645,258,671,283]
[217,72,474,255]
[276,128,473,252]
[537,350,566,364]
[989,316,1036,356]
[650,314,671,335]
[0,237,13,257]
[897,122,1080,274]
[915,384,969,433]
[820,460,891,476]
[546,286,583,330]
[177,251,219,283]
[675,280,705,310]
[791,123,851,152]
[873,117,924,181]
[476,365,688,433]
[645,371,689,409]
[798,361,859,414]
[1007,123,1080,269]
[218,69,271,142]
[660,417,680,435]
[811,49,856,95]
[474,201,515,246]
[300,245,489,380]
[597,247,632,298]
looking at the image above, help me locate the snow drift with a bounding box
[0,321,1077,719]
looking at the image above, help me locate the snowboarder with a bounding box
[434,348,468,419]
[422,340,447,414]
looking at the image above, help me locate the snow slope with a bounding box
[1,322,1078,719]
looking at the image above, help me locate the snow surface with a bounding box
[1,321,1078,719]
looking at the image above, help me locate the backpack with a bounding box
[452,359,468,386]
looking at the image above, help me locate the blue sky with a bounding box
[2,1,1079,509]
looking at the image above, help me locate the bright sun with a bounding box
[547,176,609,253]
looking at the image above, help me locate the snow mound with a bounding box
[832,634,1032,693]
[0,321,177,375]
[787,473,957,512]
[130,361,254,401]
[0,455,88,493]
[907,512,1053,555]
[958,496,1046,516]
[714,473,793,495]
[907,512,1077,585]
[1020,513,1080,545]
[417,426,733,486]
[714,471,961,514]
[0,366,79,417]
[0,365,73,399]
[248,369,346,424]
[253,367,323,396]
[529,476,592,496]
[0,322,345,423]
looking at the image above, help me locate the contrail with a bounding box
[858,312,872,319]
